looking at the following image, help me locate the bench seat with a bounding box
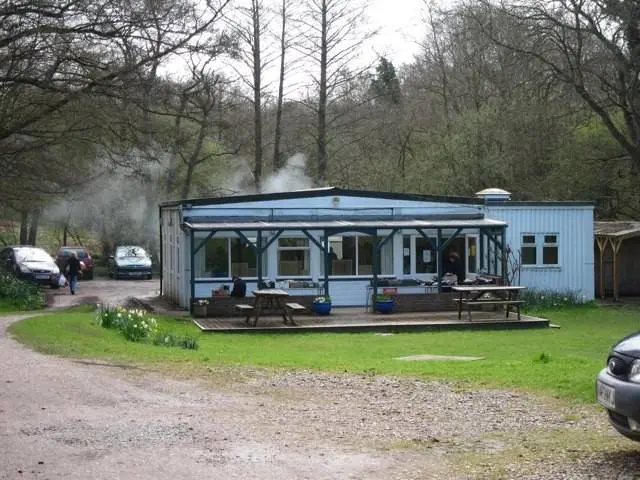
[285,302,306,311]
[234,304,255,311]
[453,299,524,321]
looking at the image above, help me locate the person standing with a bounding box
[65,252,81,295]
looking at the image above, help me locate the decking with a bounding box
[193,308,548,333]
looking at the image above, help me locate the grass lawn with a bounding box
[8,304,640,404]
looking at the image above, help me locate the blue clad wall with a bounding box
[486,204,594,299]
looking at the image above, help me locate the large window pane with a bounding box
[205,238,229,277]
[403,236,410,275]
[278,237,309,276]
[358,237,374,275]
[329,237,353,275]
[230,238,257,277]
[415,237,435,274]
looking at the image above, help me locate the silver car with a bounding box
[107,245,153,280]
[596,331,640,441]
[0,246,61,288]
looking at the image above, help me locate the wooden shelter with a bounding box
[594,221,640,299]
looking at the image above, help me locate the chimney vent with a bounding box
[475,188,511,203]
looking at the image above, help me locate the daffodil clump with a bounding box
[96,304,198,349]
[96,304,157,342]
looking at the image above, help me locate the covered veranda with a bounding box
[182,216,509,312]
[595,221,640,299]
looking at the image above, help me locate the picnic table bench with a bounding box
[235,289,308,327]
[452,285,527,321]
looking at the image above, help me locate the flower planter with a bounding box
[374,300,394,314]
[312,301,332,315]
[192,305,208,317]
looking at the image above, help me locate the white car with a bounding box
[108,246,153,280]
[0,246,61,288]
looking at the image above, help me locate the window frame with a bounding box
[277,236,310,277]
[520,232,560,267]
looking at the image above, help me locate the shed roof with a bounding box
[595,221,640,239]
[183,217,507,232]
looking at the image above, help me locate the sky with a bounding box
[366,0,428,67]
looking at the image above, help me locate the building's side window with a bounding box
[521,234,537,265]
[542,234,559,265]
[520,233,559,266]
[278,237,310,276]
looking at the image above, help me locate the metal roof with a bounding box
[160,187,485,208]
[595,221,640,239]
[183,218,507,231]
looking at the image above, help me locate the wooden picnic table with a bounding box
[451,285,527,321]
[234,289,305,327]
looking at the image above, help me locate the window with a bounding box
[543,235,558,265]
[520,233,559,266]
[324,235,393,276]
[403,235,436,275]
[521,234,537,265]
[278,237,309,276]
[195,236,258,278]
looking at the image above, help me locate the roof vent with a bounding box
[475,188,511,203]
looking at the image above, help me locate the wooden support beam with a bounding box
[611,237,623,301]
[595,236,607,299]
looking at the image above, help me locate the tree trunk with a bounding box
[273,0,287,171]
[19,211,28,245]
[317,1,328,184]
[27,208,40,246]
[252,0,263,191]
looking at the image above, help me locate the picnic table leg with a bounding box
[457,292,463,320]
[253,298,262,327]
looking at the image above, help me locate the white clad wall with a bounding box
[160,207,186,306]
[486,204,595,299]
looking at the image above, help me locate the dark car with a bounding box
[596,331,640,441]
[107,245,153,280]
[0,246,61,288]
[55,246,94,280]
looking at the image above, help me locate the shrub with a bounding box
[520,289,595,311]
[0,274,46,310]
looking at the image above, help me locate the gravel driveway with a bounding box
[1,279,639,479]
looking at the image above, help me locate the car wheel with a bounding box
[147,274,153,280]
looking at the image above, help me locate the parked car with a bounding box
[55,246,94,280]
[596,331,640,441]
[0,246,61,288]
[108,245,153,280]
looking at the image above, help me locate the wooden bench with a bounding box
[284,302,306,325]
[234,304,256,324]
[453,299,525,321]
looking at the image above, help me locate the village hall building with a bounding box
[159,187,595,310]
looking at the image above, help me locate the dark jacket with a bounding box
[230,278,247,297]
[66,256,81,276]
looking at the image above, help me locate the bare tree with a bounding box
[296,0,376,183]
[0,0,232,203]
[467,0,640,169]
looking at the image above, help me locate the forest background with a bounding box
[1,0,638,259]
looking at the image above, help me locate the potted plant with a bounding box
[312,295,332,315]
[192,298,209,317]
[374,294,394,314]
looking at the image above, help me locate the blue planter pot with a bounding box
[375,300,394,314]
[312,302,332,315]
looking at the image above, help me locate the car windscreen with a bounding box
[62,249,88,259]
[15,248,53,263]
[116,247,147,258]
